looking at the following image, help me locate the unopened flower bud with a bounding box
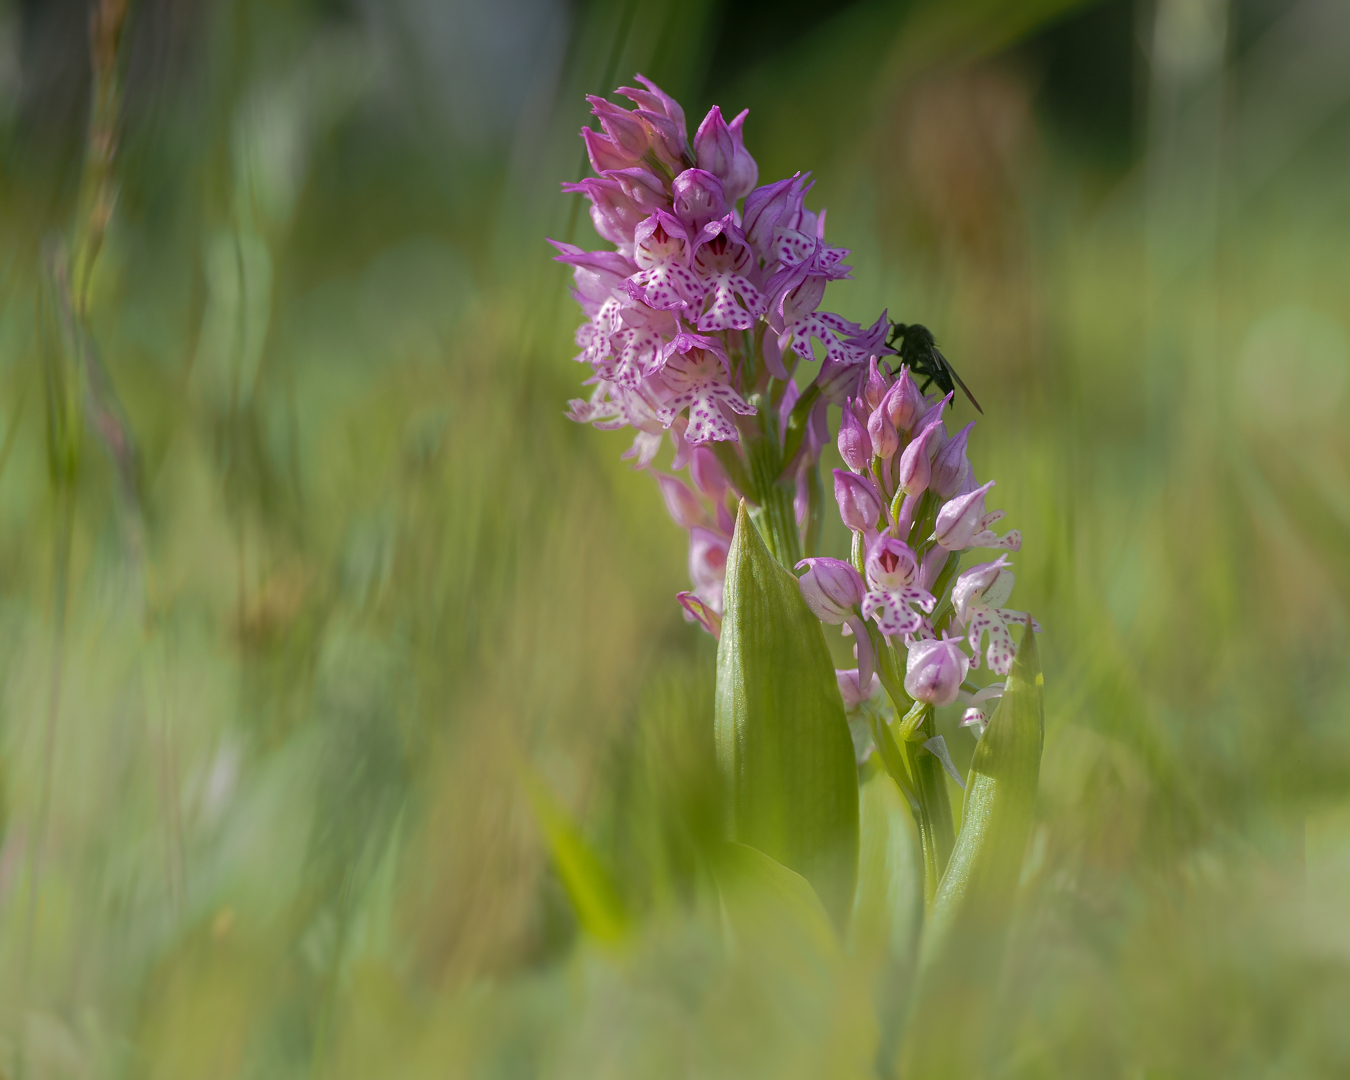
[833,469,883,534]
[582,127,632,173]
[563,177,644,248]
[693,106,736,186]
[724,108,758,202]
[884,368,928,434]
[690,446,729,502]
[742,172,812,260]
[904,634,970,707]
[863,356,889,413]
[913,393,953,455]
[688,527,729,606]
[618,74,689,168]
[671,169,727,230]
[930,421,974,498]
[933,479,995,551]
[837,668,880,710]
[897,418,943,497]
[867,404,899,462]
[837,399,872,471]
[653,471,705,529]
[588,95,650,160]
[795,558,865,623]
[608,166,670,213]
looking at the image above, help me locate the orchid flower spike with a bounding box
[556,76,898,620]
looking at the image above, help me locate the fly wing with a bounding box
[934,346,983,414]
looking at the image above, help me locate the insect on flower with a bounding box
[888,322,983,415]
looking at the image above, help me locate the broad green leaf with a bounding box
[849,761,923,1066]
[714,841,839,960]
[521,767,627,944]
[898,619,1043,1078]
[715,501,860,927]
[712,842,879,1080]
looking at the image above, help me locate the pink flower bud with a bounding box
[693,106,736,186]
[690,446,729,502]
[563,177,645,248]
[865,535,919,589]
[724,109,758,202]
[833,469,883,534]
[607,166,670,213]
[581,127,632,173]
[618,74,689,168]
[913,393,953,456]
[867,403,899,462]
[816,353,865,406]
[919,545,949,591]
[884,368,928,434]
[653,471,705,529]
[688,527,729,608]
[863,356,889,413]
[795,557,865,623]
[837,399,872,471]
[671,169,727,230]
[742,172,811,260]
[904,635,970,707]
[934,480,996,551]
[587,96,650,160]
[897,418,943,498]
[930,421,974,498]
[837,668,880,710]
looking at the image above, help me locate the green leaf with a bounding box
[897,619,1044,1078]
[521,767,627,944]
[849,760,923,1068]
[713,841,839,960]
[715,501,860,927]
[713,841,879,1080]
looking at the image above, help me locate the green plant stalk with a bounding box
[802,458,824,557]
[898,619,1044,1078]
[902,709,955,907]
[744,434,801,568]
[866,710,918,813]
[779,382,819,468]
[864,623,956,906]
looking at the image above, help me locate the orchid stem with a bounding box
[745,434,801,567]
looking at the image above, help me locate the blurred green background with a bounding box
[1,0,1349,1075]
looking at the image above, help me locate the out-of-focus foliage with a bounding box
[0,0,1348,1076]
